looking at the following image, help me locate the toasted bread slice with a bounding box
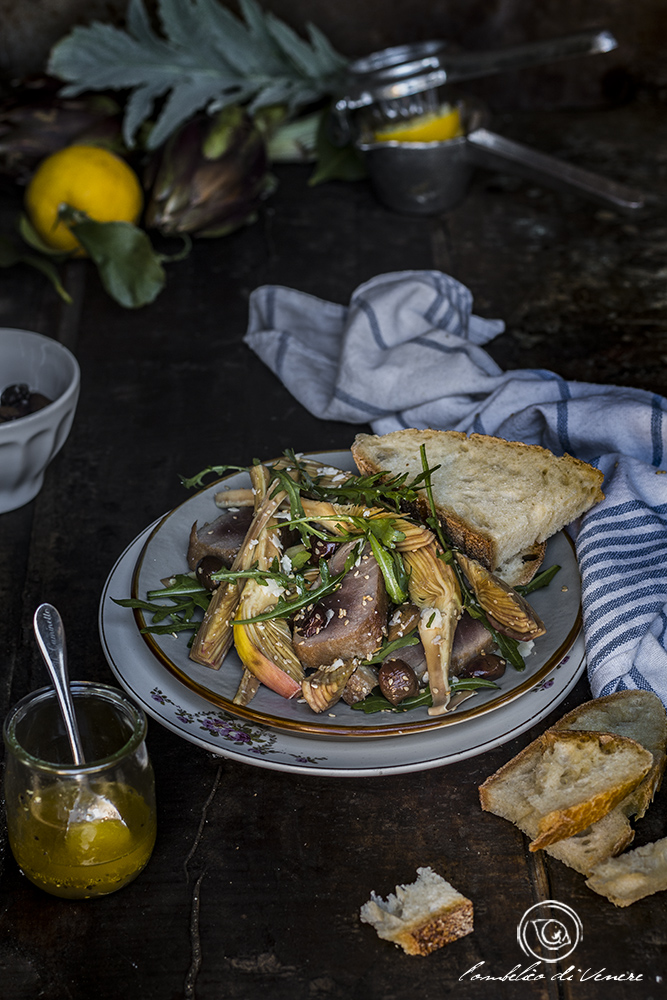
[479,730,652,852]
[550,691,667,819]
[360,867,473,956]
[351,429,604,585]
[586,837,667,907]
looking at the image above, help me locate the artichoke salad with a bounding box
[118,451,557,717]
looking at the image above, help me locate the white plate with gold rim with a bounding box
[99,524,586,775]
[98,453,586,773]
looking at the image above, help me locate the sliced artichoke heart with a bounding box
[403,543,462,717]
[418,605,457,715]
[189,579,239,668]
[455,552,546,640]
[301,658,358,713]
[404,544,462,610]
[190,464,289,667]
[342,663,379,705]
[392,518,434,552]
[237,616,304,682]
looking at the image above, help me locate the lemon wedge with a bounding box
[374,105,464,143]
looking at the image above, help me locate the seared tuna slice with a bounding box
[450,611,495,676]
[187,506,254,570]
[293,542,388,669]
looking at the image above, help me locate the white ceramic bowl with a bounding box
[0,328,80,513]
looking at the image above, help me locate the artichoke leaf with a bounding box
[233,668,261,706]
[189,580,239,668]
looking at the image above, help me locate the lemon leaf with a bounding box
[1,233,73,303]
[308,109,367,186]
[18,214,73,257]
[69,218,166,308]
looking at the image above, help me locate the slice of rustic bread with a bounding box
[351,429,604,585]
[479,730,653,851]
[549,691,667,819]
[544,809,636,874]
[478,692,667,875]
[586,837,667,907]
[360,867,473,955]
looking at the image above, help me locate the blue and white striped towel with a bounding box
[245,270,667,707]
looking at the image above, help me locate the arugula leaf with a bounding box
[351,678,500,714]
[361,633,420,665]
[517,563,561,595]
[233,559,347,624]
[368,533,408,605]
[179,464,248,490]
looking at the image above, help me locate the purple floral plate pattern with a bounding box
[149,686,326,764]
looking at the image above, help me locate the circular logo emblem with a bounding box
[517,900,583,963]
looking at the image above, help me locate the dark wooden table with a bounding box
[1,100,666,999]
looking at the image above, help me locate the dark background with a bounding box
[1,0,666,109]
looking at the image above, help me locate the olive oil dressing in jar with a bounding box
[3,682,156,899]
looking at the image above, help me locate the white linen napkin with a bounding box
[245,270,667,707]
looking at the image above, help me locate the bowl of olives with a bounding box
[0,328,80,513]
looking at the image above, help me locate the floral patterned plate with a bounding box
[99,530,587,777]
[122,452,583,739]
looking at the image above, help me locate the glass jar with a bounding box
[3,682,156,899]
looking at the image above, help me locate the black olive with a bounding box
[458,652,506,681]
[195,555,224,591]
[295,606,328,638]
[0,384,52,421]
[378,658,419,706]
[310,538,338,562]
[1,383,30,408]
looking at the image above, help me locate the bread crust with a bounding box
[360,867,473,955]
[392,898,474,955]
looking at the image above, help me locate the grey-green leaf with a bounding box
[48,0,348,149]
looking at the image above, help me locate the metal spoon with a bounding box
[33,603,85,765]
[32,604,124,825]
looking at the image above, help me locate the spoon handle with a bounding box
[33,604,86,765]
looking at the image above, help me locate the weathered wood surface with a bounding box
[0,100,666,999]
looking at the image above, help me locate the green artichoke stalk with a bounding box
[144,106,276,238]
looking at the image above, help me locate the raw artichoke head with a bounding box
[144,105,276,237]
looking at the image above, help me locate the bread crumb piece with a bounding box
[360,867,473,955]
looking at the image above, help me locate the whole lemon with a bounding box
[25,144,144,254]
